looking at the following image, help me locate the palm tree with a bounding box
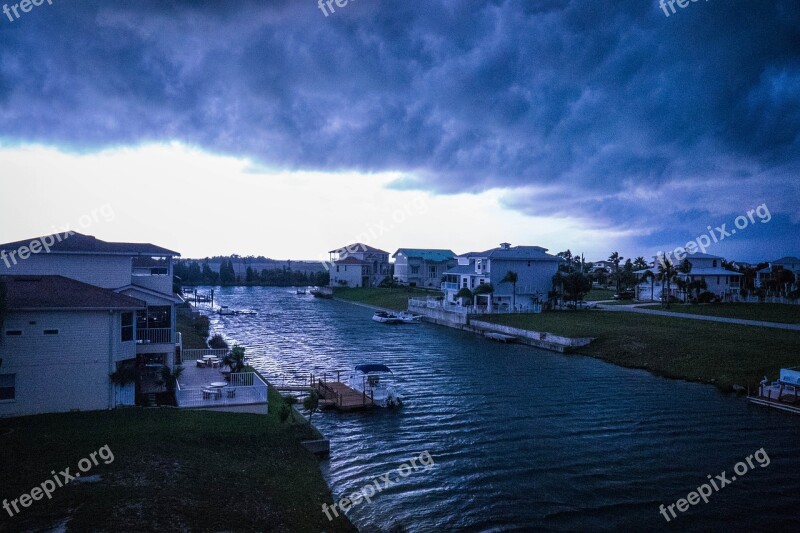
[642,269,655,301]
[609,252,623,294]
[223,345,246,374]
[633,256,648,270]
[500,271,519,310]
[657,259,677,308]
[158,365,185,394]
[303,391,320,423]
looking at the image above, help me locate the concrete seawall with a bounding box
[408,303,593,353]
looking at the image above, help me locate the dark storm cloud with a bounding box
[0,0,798,252]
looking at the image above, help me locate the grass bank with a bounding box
[176,308,211,349]
[481,310,800,391]
[638,303,800,324]
[0,407,354,532]
[584,288,616,301]
[333,286,443,311]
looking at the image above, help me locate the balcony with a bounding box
[136,328,173,344]
[441,282,459,290]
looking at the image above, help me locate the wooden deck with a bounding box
[315,380,375,411]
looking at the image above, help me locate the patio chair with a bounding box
[226,388,236,399]
[196,359,206,368]
[202,389,213,400]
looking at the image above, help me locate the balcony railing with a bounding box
[441,282,459,290]
[175,372,268,408]
[136,328,172,344]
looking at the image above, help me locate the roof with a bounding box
[444,264,479,275]
[686,268,742,276]
[770,256,800,265]
[0,275,146,311]
[329,243,388,255]
[0,232,178,256]
[486,245,562,261]
[354,364,393,373]
[658,251,723,261]
[392,248,456,262]
[334,256,365,265]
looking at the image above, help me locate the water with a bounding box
[205,286,800,532]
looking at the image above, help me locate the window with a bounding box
[0,374,15,401]
[5,330,22,337]
[43,329,59,335]
[411,266,420,274]
[121,312,134,342]
[429,265,437,277]
[712,260,717,267]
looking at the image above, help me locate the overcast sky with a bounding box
[0,0,797,262]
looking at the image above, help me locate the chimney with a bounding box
[499,242,511,250]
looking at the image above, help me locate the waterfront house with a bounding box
[392,248,457,287]
[755,256,800,292]
[0,232,182,416]
[635,252,742,301]
[328,243,390,287]
[441,243,562,312]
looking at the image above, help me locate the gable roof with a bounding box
[771,256,800,265]
[393,248,456,262]
[0,232,178,256]
[486,245,562,261]
[334,256,365,265]
[0,275,146,311]
[329,243,388,255]
[444,264,479,275]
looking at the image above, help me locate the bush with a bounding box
[697,291,719,303]
[209,334,228,350]
[788,290,800,300]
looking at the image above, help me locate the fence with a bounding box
[175,371,268,409]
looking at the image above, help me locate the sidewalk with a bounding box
[595,303,800,331]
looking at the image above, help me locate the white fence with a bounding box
[179,348,229,365]
[175,371,268,409]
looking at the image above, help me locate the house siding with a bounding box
[0,310,136,417]
[2,253,133,289]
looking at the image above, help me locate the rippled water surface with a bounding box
[205,287,800,532]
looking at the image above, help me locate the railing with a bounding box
[136,328,172,344]
[175,371,268,408]
[441,282,459,290]
[180,348,229,365]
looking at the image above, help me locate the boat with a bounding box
[397,311,422,323]
[218,305,235,316]
[372,311,403,324]
[310,287,334,299]
[747,368,800,415]
[346,364,403,407]
[296,288,307,295]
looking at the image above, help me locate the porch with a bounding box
[175,363,269,410]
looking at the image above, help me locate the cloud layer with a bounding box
[1,0,798,257]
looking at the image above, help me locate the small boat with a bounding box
[346,364,403,407]
[372,311,403,324]
[310,287,334,299]
[296,288,307,295]
[748,368,800,415]
[397,311,422,323]
[218,306,235,316]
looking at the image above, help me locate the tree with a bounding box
[472,283,494,295]
[158,365,185,394]
[500,271,519,309]
[456,287,473,304]
[562,272,592,307]
[641,269,655,301]
[557,250,574,273]
[281,395,299,424]
[657,259,678,308]
[223,345,246,374]
[608,252,623,294]
[303,391,320,423]
[633,256,648,270]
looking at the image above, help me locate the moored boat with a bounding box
[346,364,403,407]
[372,311,403,324]
[397,311,422,323]
[310,287,334,299]
[747,368,800,415]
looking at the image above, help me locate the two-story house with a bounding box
[636,252,742,301]
[392,248,457,287]
[0,233,181,417]
[441,243,562,311]
[756,256,800,292]
[328,243,390,287]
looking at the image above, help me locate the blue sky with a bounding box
[0,0,797,262]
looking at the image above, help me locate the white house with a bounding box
[0,275,146,417]
[441,243,562,312]
[0,233,181,417]
[756,256,800,292]
[635,252,742,301]
[328,243,390,287]
[392,248,456,287]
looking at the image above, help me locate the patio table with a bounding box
[210,382,228,388]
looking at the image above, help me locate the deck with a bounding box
[315,380,375,411]
[175,363,268,409]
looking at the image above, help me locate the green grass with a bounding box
[637,303,800,324]
[481,310,800,391]
[176,310,211,349]
[584,288,616,301]
[0,407,354,532]
[333,287,443,311]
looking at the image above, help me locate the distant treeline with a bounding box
[175,259,329,287]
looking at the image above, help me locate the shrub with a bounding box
[209,334,228,350]
[697,291,718,303]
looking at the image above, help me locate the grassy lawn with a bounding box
[0,406,353,532]
[176,309,211,349]
[584,288,616,301]
[333,287,443,311]
[638,303,800,325]
[482,310,800,391]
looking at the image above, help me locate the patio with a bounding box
[175,361,269,409]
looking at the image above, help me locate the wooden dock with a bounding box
[315,380,375,411]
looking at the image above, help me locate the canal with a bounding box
[207,286,800,532]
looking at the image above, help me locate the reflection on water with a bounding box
[206,286,800,532]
